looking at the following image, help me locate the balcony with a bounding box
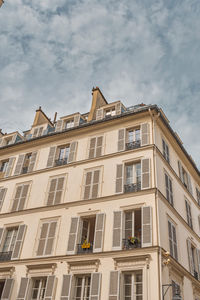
[77,243,93,254]
[124,182,141,193]
[22,166,28,174]
[0,251,12,262]
[126,140,141,150]
[122,238,141,250]
[194,270,199,280]
[55,158,68,166]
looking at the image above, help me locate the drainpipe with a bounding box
[149,108,162,300]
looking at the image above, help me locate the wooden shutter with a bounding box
[96,136,103,157]
[27,152,37,172]
[44,275,56,300]
[54,177,64,205]
[118,129,125,151]
[12,225,26,259]
[141,123,150,146]
[47,177,64,206]
[0,227,4,248]
[115,103,121,115]
[141,158,150,189]
[67,217,80,254]
[142,206,152,247]
[108,271,120,300]
[4,157,15,177]
[178,161,184,183]
[45,221,57,255]
[16,278,29,300]
[47,178,57,206]
[90,273,101,300]
[0,188,7,210]
[68,141,78,163]
[93,213,105,253]
[11,185,22,212]
[55,120,63,132]
[12,184,29,212]
[196,249,200,278]
[115,164,123,194]
[187,173,193,195]
[112,211,122,250]
[89,138,96,159]
[83,172,92,200]
[74,115,80,127]
[37,223,48,256]
[14,154,25,176]
[91,170,100,199]
[96,108,104,120]
[187,239,194,275]
[1,278,14,300]
[46,146,57,168]
[60,275,72,300]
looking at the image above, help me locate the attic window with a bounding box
[64,119,74,129]
[105,107,116,117]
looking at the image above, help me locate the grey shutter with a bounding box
[74,115,80,127]
[141,123,150,146]
[178,161,184,183]
[0,227,4,248]
[14,154,25,176]
[11,185,22,212]
[55,120,63,132]
[91,170,100,199]
[37,223,48,256]
[89,138,96,159]
[4,157,15,177]
[93,213,105,253]
[118,129,125,151]
[96,108,104,120]
[67,217,79,254]
[96,136,103,157]
[141,158,150,189]
[83,172,92,200]
[68,141,78,163]
[196,249,200,278]
[44,275,56,300]
[45,221,57,255]
[12,225,26,259]
[27,151,37,172]
[90,273,101,300]
[47,179,57,206]
[54,177,64,205]
[18,184,29,211]
[46,146,56,168]
[115,103,121,115]
[1,278,14,300]
[108,271,120,300]
[60,275,72,300]
[0,188,7,210]
[16,278,29,300]
[142,206,152,247]
[187,173,193,195]
[115,164,123,194]
[187,239,194,275]
[112,211,122,250]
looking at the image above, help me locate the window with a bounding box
[165,173,173,205]
[77,217,96,254]
[46,176,65,206]
[196,188,200,206]
[105,107,116,117]
[168,221,178,260]
[83,169,101,200]
[185,200,193,229]
[14,152,37,175]
[11,183,30,212]
[55,145,70,165]
[30,277,47,300]
[0,187,7,210]
[0,281,5,298]
[123,271,143,300]
[187,239,199,279]
[123,210,142,250]
[124,162,141,193]
[36,220,57,256]
[178,161,193,195]
[0,160,9,173]
[162,139,170,163]
[64,119,74,129]
[88,136,103,159]
[126,128,141,150]
[74,275,91,300]
[32,127,44,138]
[172,281,181,298]
[2,228,18,254]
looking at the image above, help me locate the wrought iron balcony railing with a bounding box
[122,239,141,250]
[55,158,68,166]
[126,140,141,150]
[0,251,12,262]
[124,182,141,193]
[77,243,93,254]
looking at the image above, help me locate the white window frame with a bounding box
[73,274,91,300]
[2,227,18,253]
[121,270,143,300]
[29,277,47,300]
[125,162,141,185]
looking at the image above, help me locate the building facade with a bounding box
[0,87,199,300]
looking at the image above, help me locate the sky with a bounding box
[0,0,200,168]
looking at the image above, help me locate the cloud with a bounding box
[0,0,200,168]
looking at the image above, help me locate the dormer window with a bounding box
[64,119,74,129]
[32,127,44,138]
[105,107,116,117]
